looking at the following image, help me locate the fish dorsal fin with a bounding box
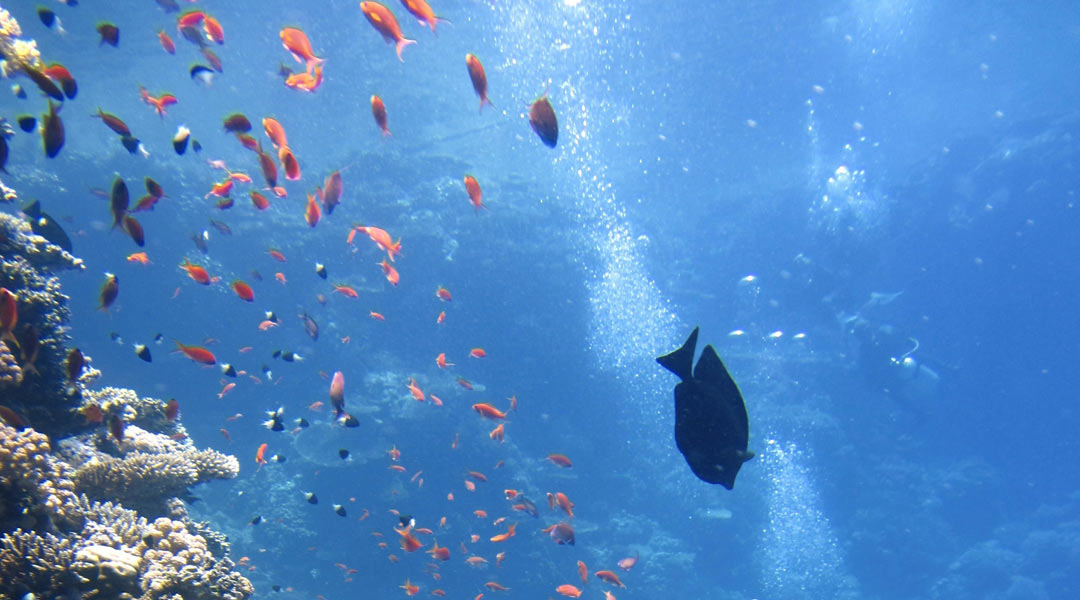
[656,327,699,382]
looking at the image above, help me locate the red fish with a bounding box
[139,86,178,117]
[529,91,558,148]
[617,552,639,571]
[165,398,180,421]
[99,273,119,312]
[469,348,486,359]
[427,540,450,561]
[231,280,254,301]
[400,578,419,596]
[489,523,515,543]
[280,27,325,71]
[435,353,453,369]
[370,95,391,137]
[465,54,494,112]
[360,2,416,61]
[463,175,486,212]
[0,288,17,343]
[262,117,288,149]
[251,191,270,210]
[555,584,581,598]
[406,377,425,402]
[435,286,451,301]
[472,403,506,420]
[203,15,224,44]
[396,526,423,552]
[329,371,346,417]
[305,193,321,227]
[279,146,301,181]
[180,259,211,285]
[255,442,268,467]
[400,0,448,34]
[158,29,175,54]
[285,66,323,93]
[594,570,626,588]
[547,453,573,468]
[379,259,399,286]
[174,340,216,365]
[577,560,588,584]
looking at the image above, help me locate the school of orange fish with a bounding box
[2,1,639,598]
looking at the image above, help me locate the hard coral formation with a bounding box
[0,7,43,78]
[0,212,84,438]
[0,183,249,599]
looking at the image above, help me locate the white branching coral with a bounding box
[0,7,43,77]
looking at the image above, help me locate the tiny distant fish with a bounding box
[134,344,152,362]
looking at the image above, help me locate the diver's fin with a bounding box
[657,327,699,382]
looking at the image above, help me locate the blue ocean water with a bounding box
[3,0,1079,598]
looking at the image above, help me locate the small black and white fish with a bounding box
[294,417,309,429]
[338,448,349,460]
[250,515,262,526]
[220,363,237,378]
[304,492,318,505]
[134,344,152,362]
[315,263,327,279]
[333,504,346,517]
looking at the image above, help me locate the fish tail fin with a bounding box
[656,326,699,381]
[395,37,417,62]
[479,95,495,113]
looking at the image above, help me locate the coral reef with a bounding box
[0,177,250,599]
[0,7,43,78]
[0,211,84,438]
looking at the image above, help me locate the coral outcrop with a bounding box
[0,154,250,599]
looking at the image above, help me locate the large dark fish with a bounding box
[657,327,753,489]
[21,200,73,252]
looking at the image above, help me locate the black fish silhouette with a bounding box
[657,327,753,489]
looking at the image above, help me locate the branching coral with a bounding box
[0,7,42,77]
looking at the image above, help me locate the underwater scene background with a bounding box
[1,1,1078,599]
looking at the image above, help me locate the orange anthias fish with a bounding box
[280,27,325,71]
[463,175,486,212]
[435,286,452,301]
[617,552,639,571]
[360,2,416,61]
[204,179,234,199]
[577,560,588,584]
[472,403,506,420]
[305,193,321,227]
[555,492,574,518]
[262,117,289,150]
[370,95,391,137]
[379,259,400,286]
[231,280,254,302]
[406,377,425,402]
[484,582,509,592]
[396,526,423,552]
[547,453,573,468]
[594,570,626,588]
[489,523,515,543]
[333,285,359,299]
[555,584,581,598]
[174,340,216,365]
[139,86,178,117]
[126,252,151,265]
[489,423,504,443]
[329,371,346,417]
[435,353,453,369]
[469,348,487,359]
[284,66,323,93]
[203,14,225,44]
[356,226,402,260]
[400,0,448,34]
[157,29,175,54]
[400,578,419,596]
[465,54,494,112]
[427,541,450,561]
[180,259,211,285]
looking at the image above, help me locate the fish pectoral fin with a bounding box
[739,450,755,463]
